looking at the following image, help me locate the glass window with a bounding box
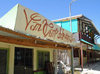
[37,51,50,69]
[83,50,87,57]
[15,47,33,68]
[0,49,7,74]
[74,49,79,57]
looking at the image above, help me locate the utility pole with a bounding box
[69,0,77,74]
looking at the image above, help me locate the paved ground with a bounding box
[75,61,100,74]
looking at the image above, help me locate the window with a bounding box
[37,51,50,69]
[14,47,33,74]
[15,47,33,68]
[83,50,87,57]
[0,49,7,74]
[90,52,92,58]
[74,49,79,57]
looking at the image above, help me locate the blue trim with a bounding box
[93,44,100,50]
[80,39,93,45]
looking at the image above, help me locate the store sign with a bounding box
[15,4,74,44]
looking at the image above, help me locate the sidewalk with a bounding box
[74,61,100,74]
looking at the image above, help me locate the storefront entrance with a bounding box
[14,47,33,74]
[0,49,8,74]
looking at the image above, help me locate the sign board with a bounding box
[15,4,75,45]
[0,4,75,45]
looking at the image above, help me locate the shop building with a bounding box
[0,4,77,74]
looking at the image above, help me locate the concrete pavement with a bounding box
[75,61,100,74]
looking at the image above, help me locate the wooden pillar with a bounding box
[54,49,58,74]
[8,45,15,74]
[80,42,83,70]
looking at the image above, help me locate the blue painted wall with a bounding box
[54,19,78,33]
[54,19,94,45]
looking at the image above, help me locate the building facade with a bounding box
[0,4,78,74]
[53,15,100,68]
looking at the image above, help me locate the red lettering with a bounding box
[30,22,42,31]
[57,28,65,40]
[24,9,41,31]
[42,19,54,37]
[23,9,73,43]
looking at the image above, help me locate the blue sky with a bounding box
[0,0,100,43]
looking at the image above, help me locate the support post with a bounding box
[54,49,57,74]
[80,42,83,70]
[71,46,74,74]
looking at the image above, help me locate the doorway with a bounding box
[14,47,33,74]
